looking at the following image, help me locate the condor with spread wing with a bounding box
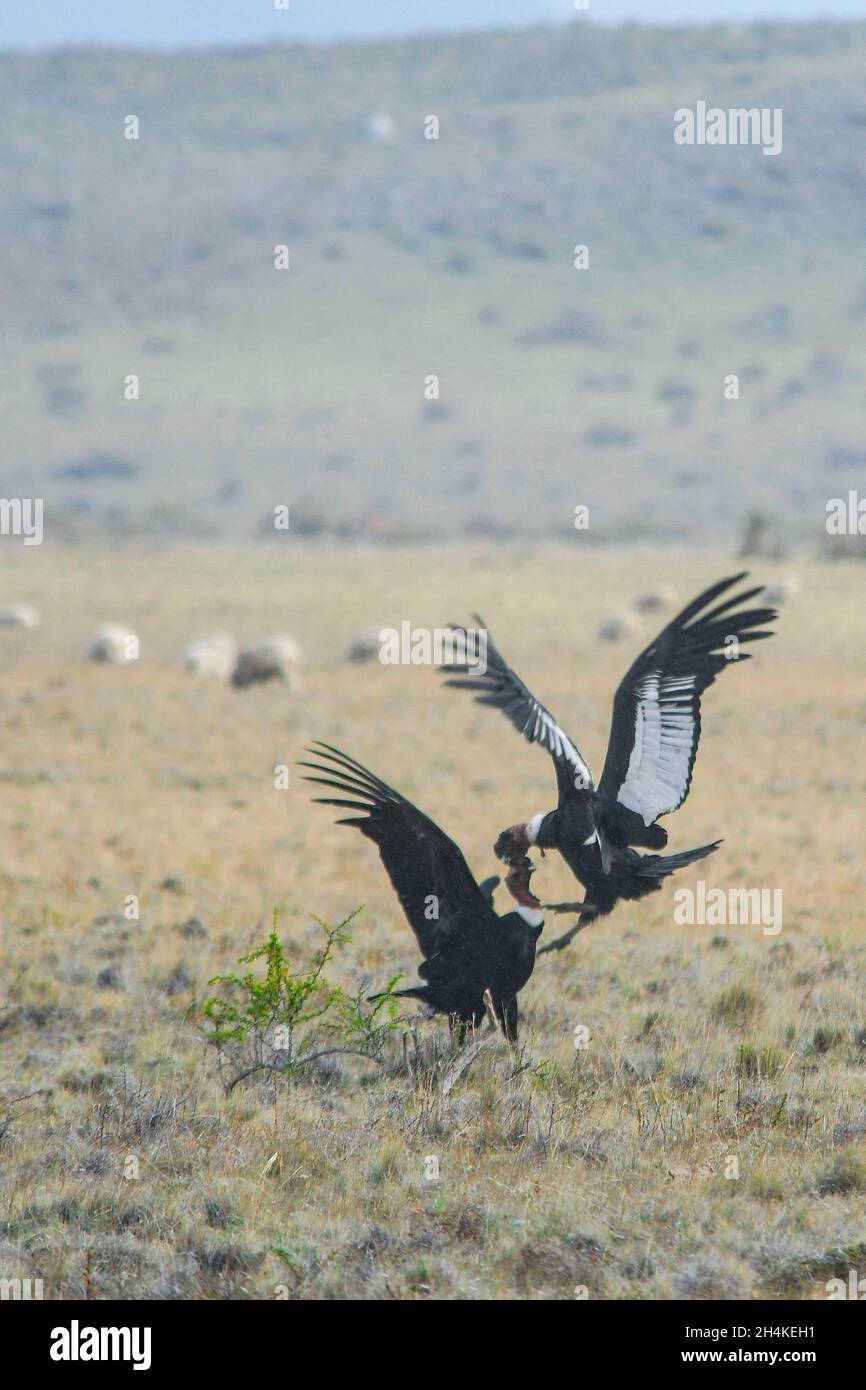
[441,576,776,951]
[300,742,544,1039]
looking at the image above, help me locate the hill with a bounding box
[2,21,866,540]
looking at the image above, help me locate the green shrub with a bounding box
[203,910,402,1093]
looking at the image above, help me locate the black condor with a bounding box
[441,575,776,952]
[300,742,544,1040]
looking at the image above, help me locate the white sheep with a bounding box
[86,623,140,664]
[183,633,236,679]
[761,577,800,606]
[0,603,40,628]
[231,636,303,689]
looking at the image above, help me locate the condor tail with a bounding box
[635,840,722,880]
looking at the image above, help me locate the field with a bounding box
[0,540,864,1300]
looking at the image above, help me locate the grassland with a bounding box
[0,541,863,1299]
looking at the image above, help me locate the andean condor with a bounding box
[299,742,544,1040]
[440,575,777,952]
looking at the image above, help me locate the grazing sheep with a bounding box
[183,633,236,679]
[761,577,800,606]
[597,612,639,642]
[86,623,140,663]
[231,636,302,689]
[0,603,40,628]
[633,584,677,613]
[738,509,787,560]
[342,628,383,664]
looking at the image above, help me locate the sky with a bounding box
[2,0,865,49]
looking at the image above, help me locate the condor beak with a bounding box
[494,824,529,865]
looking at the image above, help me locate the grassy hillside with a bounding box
[3,22,866,539]
[0,542,864,1298]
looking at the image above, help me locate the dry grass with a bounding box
[0,541,864,1300]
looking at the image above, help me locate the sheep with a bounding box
[85,623,140,663]
[183,633,236,680]
[597,612,639,642]
[0,603,40,628]
[761,577,800,606]
[633,584,678,614]
[342,628,383,664]
[231,636,302,689]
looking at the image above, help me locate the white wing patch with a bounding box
[530,705,593,790]
[617,671,696,824]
